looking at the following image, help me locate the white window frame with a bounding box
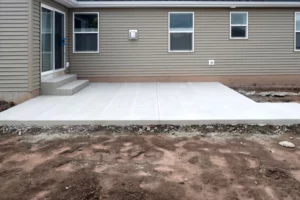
[230,12,248,40]
[295,12,300,52]
[73,12,99,53]
[168,12,194,53]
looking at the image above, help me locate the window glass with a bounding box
[170,33,193,51]
[75,33,98,51]
[170,13,193,30]
[296,32,300,50]
[296,13,300,32]
[231,26,246,38]
[74,13,99,52]
[74,14,98,32]
[230,12,247,39]
[231,13,247,25]
[169,12,194,51]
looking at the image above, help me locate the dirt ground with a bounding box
[0,101,14,112]
[232,87,300,103]
[0,126,300,200]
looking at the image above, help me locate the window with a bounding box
[169,12,194,52]
[295,12,300,51]
[230,12,248,39]
[73,12,99,53]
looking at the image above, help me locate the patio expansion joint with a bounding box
[129,83,139,119]
[97,83,127,118]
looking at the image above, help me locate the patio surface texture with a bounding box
[1,82,300,126]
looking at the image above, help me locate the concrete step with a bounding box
[41,74,77,95]
[55,80,89,95]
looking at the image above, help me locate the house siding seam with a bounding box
[0,0,29,92]
[68,8,300,78]
[32,0,69,90]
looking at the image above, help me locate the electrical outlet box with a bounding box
[129,30,138,40]
[209,60,215,65]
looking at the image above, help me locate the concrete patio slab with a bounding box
[1,82,300,125]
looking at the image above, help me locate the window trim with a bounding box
[230,11,248,40]
[73,12,99,53]
[168,12,194,53]
[295,12,300,52]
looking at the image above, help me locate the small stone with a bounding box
[147,126,151,131]
[269,150,274,153]
[255,181,258,184]
[279,141,295,148]
[206,125,214,129]
[18,131,22,136]
[290,137,293,140]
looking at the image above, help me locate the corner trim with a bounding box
[28,0,33,91]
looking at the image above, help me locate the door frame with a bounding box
[40,3,66,76]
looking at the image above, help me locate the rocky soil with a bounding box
[233,87,300,103]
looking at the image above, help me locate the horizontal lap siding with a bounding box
[32,0,69,90]
[69,8,300,77]
[0,0,29,92]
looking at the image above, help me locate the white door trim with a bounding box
[40,4,66,76]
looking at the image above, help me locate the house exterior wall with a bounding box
[0,0,38,103]
[68,8,300,85]
[0,0,30,92]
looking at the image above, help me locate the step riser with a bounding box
[41,74,88,96]
[41,75,77,95]
[55,81,89,96]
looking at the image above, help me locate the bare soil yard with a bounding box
[0,126,300,200]
[233,87,300,103]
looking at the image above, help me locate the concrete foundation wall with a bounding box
[0,90,40,104]
[84,75,300,87]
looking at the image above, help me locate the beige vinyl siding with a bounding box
[69,8,300,78]
[0,0,29,92]
[31,0,68,90]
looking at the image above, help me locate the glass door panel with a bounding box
[41,7,53,73]
[55,11,65,70]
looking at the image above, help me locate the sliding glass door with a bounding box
[41,5,65,74]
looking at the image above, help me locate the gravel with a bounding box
[0,124,298,136]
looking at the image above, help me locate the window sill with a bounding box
[230,37,248,40]
[73,51,99,54]
[168,50,194,53]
